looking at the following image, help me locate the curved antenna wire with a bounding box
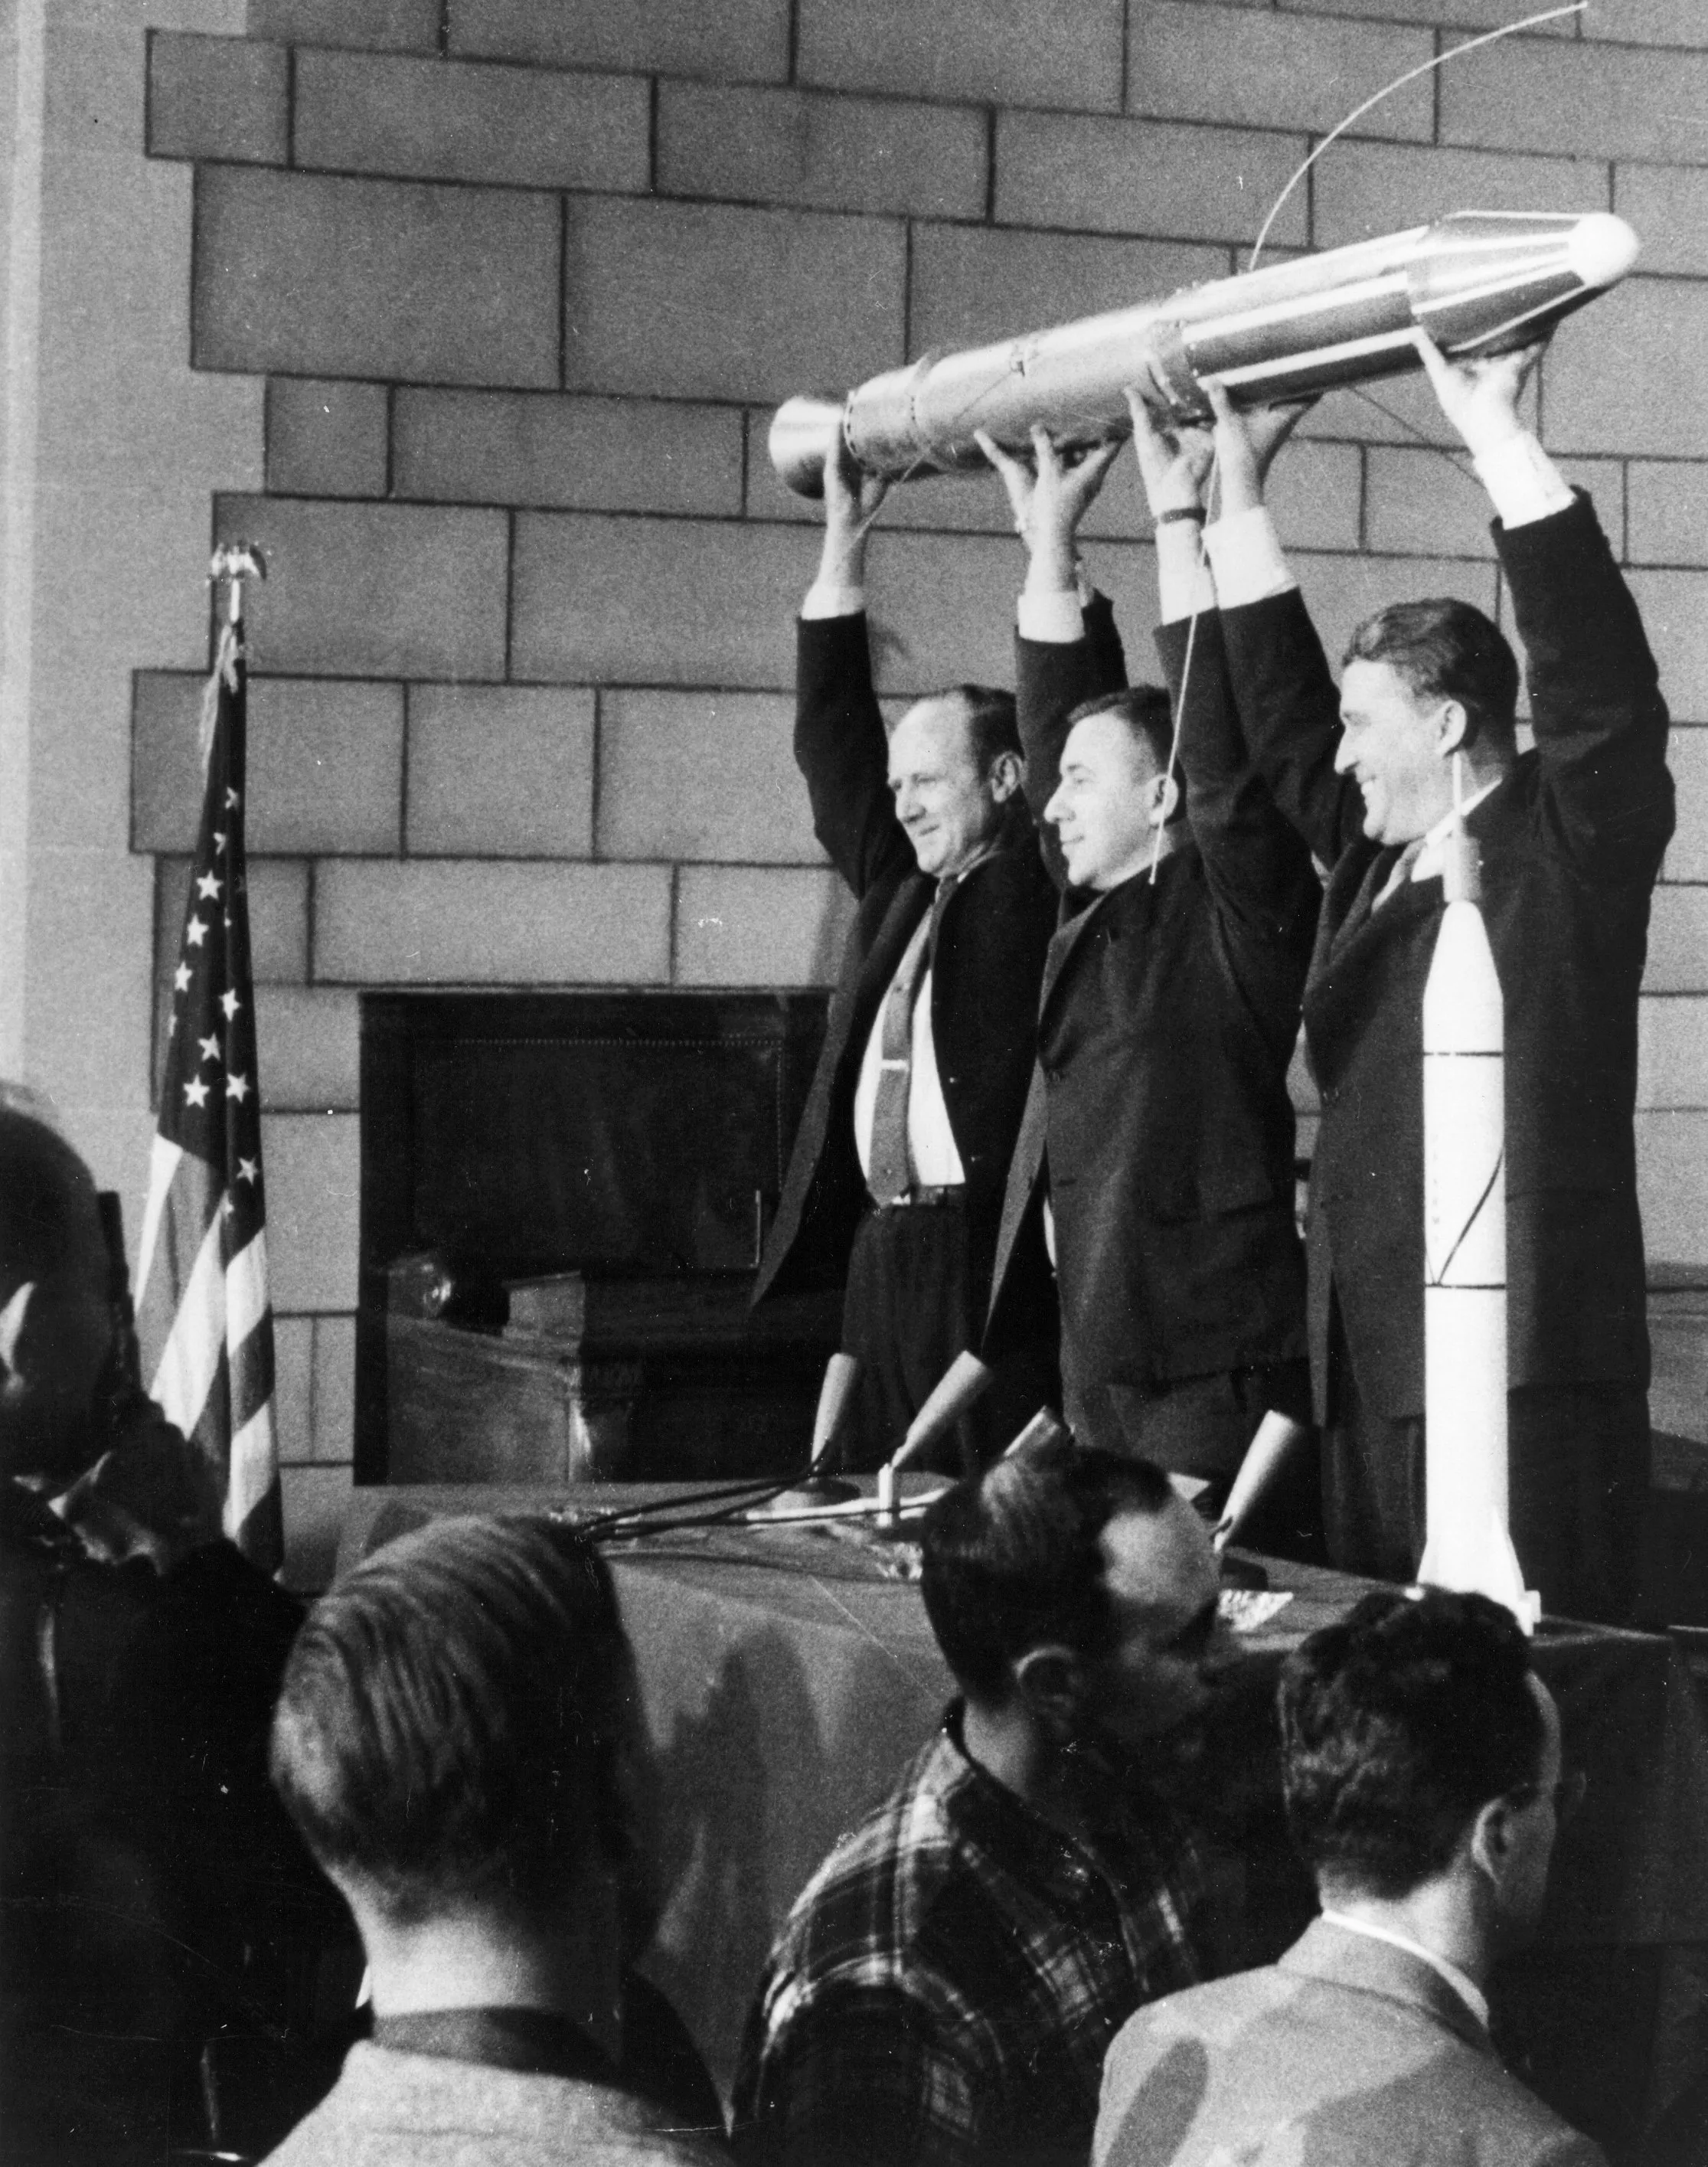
[1148,448,1218,884]
[1247,2,1587,273]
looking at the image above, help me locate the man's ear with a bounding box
[988,750,1023,803]
[1148,771,1181,827]
[1433,700,1471,758]
[1011,1642,1087,1737]
[1468,1790,1521,1892]
[0,1282,34,1384]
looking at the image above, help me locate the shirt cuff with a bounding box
[802,581,864,621]
[1471,430,1575,529]
[1156,527,1217,626]
[1017,588,1086,644]
[1203,506,1297,608]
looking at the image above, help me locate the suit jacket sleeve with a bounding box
[797,613,916,900]
[1496,490,1674,886]
[1218,583,1367,869]
[1157,610,1319,1002]
[1016,590,1128,894]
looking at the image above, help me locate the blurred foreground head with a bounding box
[920,1435,1236,1757]
[1281,1587,1564,1944]
[0,1099,114,1486]
[271,1514,655,1937]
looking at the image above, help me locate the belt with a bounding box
[872,1185,964,1210]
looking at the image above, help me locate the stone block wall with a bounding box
[121,0,1708,1574]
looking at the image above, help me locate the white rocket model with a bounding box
[1416,792,1540,1632]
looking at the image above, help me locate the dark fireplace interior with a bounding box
[356,990,837,1486]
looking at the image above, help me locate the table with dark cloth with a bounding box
[336,1486,1708,2159]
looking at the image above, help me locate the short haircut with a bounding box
[270,1515,638,1923]
[1063,686,1185,819]
[920,1436,1174,1705]
[1279,1588,1546,1901]
[1343,598,1520,750]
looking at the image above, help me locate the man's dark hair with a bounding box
[270,1515,638,1923]
[920,1436,1174,1705]
[1343,598,1520,751]
[1279,1588,1546,1901]
[1063,686,1186,820]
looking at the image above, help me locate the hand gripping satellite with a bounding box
[1417,812,1540,1633]
[770,211,1638,495]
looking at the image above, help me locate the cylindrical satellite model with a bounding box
[1416,821,1540,1633]
[770,211,1638,495]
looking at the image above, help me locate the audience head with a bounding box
[888,684,1024,878]
[1337,599,1520,845]
[0,1097,115,1486]
[920,1436,1235,1756]
[271,1515,653,1946]
[1044,687,1182,891]
[1280,1589,1564,1946]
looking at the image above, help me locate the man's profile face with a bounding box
[1044,711,1163,891]
[1078,1496,1238,1754]
[888,696,1008,880]
[1335,658,1457,846]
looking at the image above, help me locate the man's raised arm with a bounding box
[1200,383,1367,870]
[1410,332,1674,885]
[977,427,1125,891]
[1126,381,1318,971]
[794,440,913,900]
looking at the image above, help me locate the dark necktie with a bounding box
[866,904,936,1206]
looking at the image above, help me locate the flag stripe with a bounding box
[225,1402,279,1539]
[149,1207,227,1442]
[134,1134,185,1312]
[135,1147,221,1371]
[227,1312,275,1436]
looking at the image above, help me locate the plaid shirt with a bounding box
[730,1709,1213,2167]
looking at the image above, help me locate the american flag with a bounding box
[135,590,282,1571]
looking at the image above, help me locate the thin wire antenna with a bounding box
[1346,382,1480,480]
[1149,448,1218,884]
[1247,2,1587,273]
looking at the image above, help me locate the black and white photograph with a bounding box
[4,0,1708,2160]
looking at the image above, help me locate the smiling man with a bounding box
[962,413,1318,1530]
[731,1436,1239,2167]
[1201,336,1674,1623]
[752,440,1076,1471]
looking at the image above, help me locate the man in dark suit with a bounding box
[966,408,1318,1512]
[1095,1587,1603,2167]
[753,440,1116,1471]
[1202,336,1674,1623]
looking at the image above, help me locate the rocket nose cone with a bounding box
[770,396,846,498]
[1567,213,1640,292]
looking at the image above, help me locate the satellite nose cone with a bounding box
[769,397,845,499]
[1569,212,1640,291]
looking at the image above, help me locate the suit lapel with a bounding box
[1039,883,1125,1024]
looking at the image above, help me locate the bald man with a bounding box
[752,445,1081,1472]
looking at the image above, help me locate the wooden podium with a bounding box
[383,1268,841,1487]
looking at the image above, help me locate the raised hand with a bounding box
[975,424,1122,591]
[1413,328,1546,458]
[817,432,889,590]
[1202,379,1313,518]
[1124,370,1214,520]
